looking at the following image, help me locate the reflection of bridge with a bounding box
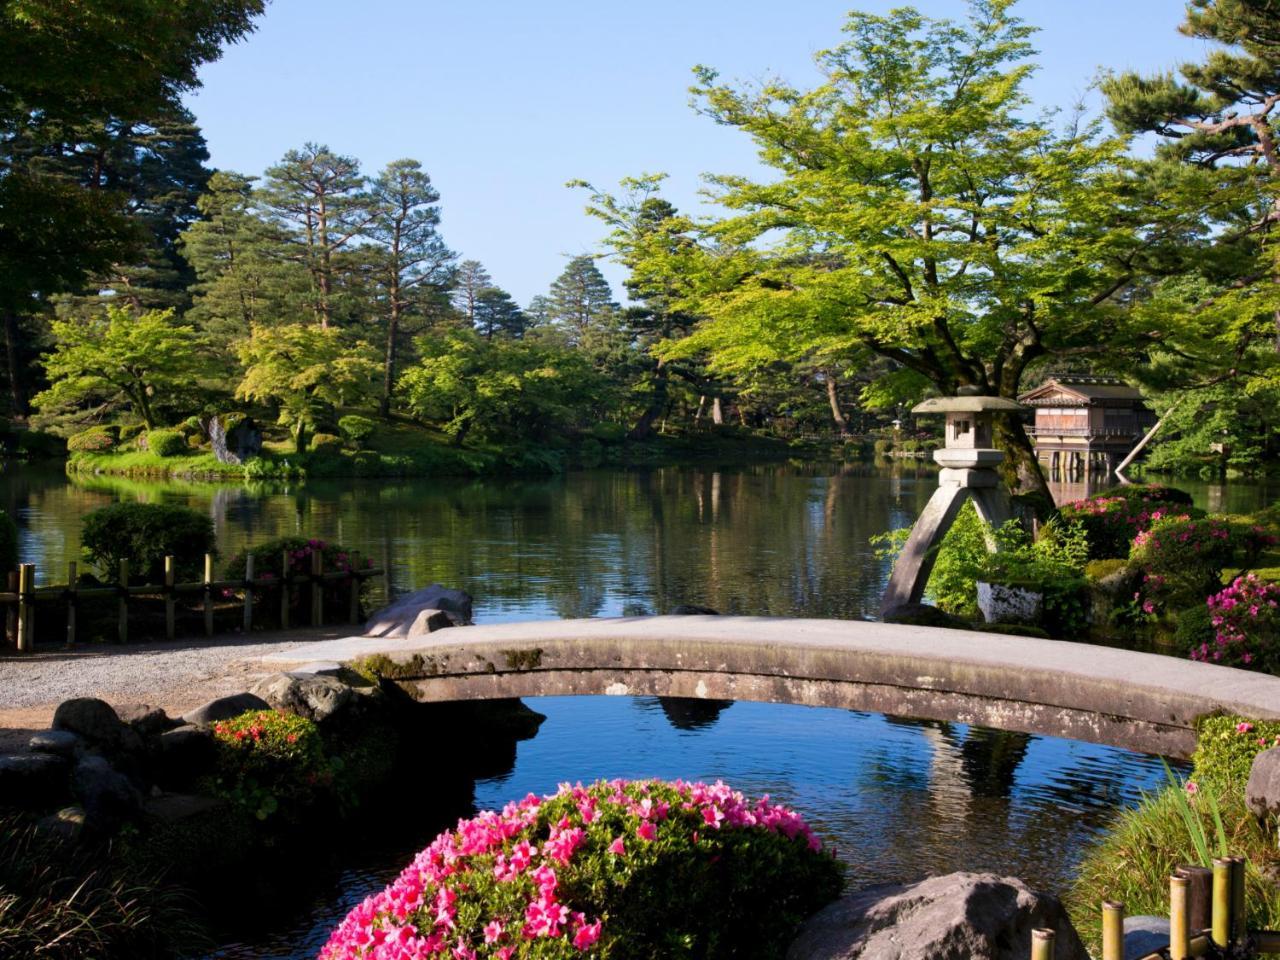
[263,617,1280,758]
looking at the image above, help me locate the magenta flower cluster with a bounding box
[1196,574,1280,672]
[319,779,828,960]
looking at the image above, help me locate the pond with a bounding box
[1,460,1273,959]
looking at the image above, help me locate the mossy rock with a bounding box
[883,602,974,630]
[980,621,1051,639]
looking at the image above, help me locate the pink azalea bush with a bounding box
[207,709,333,822]
[1195,574,1280,673]
[227,536,376,627]
[1058,486,1196,560]
[320,779,842,959]
[1128,515,1239,617]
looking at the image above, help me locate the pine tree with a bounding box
[364,159,456,417]
[544,255,620,349]
[259,143,369,328]
[451,260,493,327]
[474,287,526,340]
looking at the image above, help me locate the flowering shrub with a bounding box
[66,424,119,452]
[1058,489,1200,561]
[208,709,332,821]
[227,536,375,627]
[321,779,842,960]
[1191,714,1280,788]
[1193,574,1280,673]
[1128,515,1239,617]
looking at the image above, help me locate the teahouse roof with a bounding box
[1018,376,1144,407]
[912,396,1027,415]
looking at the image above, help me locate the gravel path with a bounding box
[0,626,351,751]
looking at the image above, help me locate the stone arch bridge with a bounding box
[263,616,1280,759]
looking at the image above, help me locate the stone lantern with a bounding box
[880,391,1028,616]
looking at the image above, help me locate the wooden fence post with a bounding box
[348,550,361,624]
[243,554,254,632]
[164,556,176,641]
[310,550,323,626]
[116,559,128,644]
[16,564,33,652]
[280,550,291,630]
[1175,864,1212,933]
[203,553,214,637]
[6,570,16,647]
[65,561,77,647]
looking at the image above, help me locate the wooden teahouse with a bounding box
[1017,376,1156,476]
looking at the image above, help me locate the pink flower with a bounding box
[1237,721,1255,734]
[608,836,625,856]
[1185,780,1199,796]
[636,821,657,841]
[573,920,603,950]
[483,920,504,944]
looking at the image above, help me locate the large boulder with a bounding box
[153,725,217,790]
[787,872,1088,960]
[206,414,262,465]
[0,753,70,809]
[181,692,271,727]
[28,729,84,759]
[1246,747,1280,819]
[115,703,179,737]
[364,584,474,636]
[250,672,354,723]
[71,755,141,832]
[882,602,974,631]
[52,697,140,753]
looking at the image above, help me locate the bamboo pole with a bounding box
[116,559,128,644]
[242,554,254,632]
[1170,875,1190,960]
[1102,901,1124,960]
[280,550,290,630]
[1212,858,1232,948]
[6,570,16,647]
[203,554,214,637]
[310,550,323,626]
[348,550,360,624]
[1175,865,1212,933]
[16,564,33,652]
[164,556,176,641]
[1229,857,1246,943]
[1030,928,1055,960]
[65,561,76,647]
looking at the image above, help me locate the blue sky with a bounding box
[186,1,1204,306]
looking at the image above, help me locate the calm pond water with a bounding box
[1,461,1273,959]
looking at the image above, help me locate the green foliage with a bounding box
[226,536,372,627]
[1058,488,1199,561]
[337,414,377,449]
[1130,515,1240,615]
[66,425,119,453]
[400,329,608,444]
[79,502,216,583]
[236,324,379,453]
[145,429,185,457]
[33,307,207,430]
[0,508,18,575]
[206,709,331,822]
[1192,715,1280,790]
[309,433,342,454]
[0,813,205,959]
[1172,603,1215,656]
[1084,558,1129,582]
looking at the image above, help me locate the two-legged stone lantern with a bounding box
[880,392,1028,616]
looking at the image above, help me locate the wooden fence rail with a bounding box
[2,551,386,651]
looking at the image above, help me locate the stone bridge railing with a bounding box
[263,616,1280,758]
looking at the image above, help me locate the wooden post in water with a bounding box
[310,550,323,626]
[16,564,33,652]
[1212,858,1232,949]
[203,553,214,637]
[65,561,77,647]
[116,559,129,644]
[242,554,254,632]
[1169,874,1190,960]
[164,556,176,641]
[1030,928,1055,960]
[280,550,290,630]
[6,570,17,647]
[347,550,360,624]
[1101,901,1124,960]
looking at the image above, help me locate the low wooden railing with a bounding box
[3,552,386,650]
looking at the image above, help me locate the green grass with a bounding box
[67,449,245,479]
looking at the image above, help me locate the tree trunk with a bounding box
[712,396,724,425]
[825,371,850,437]
[3,312,27,417]
[293,420,308,454]
[628,360,668,441]
[382,296,399,420]
[694,395,707,422]
[993,414,1052,515]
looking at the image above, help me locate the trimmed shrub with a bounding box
[320,779,843,960]
[1058,494,1201,561]
[206,709,332,822]
[1195,574,1280,672]
[1192,714,1280,788]
[67,425,119,453]
[187,432,205,449]
[1092,483,1194,508]
[145,429,186,457]
[337,414,377,449]
[226,536,372,626]
[80,502,216,584]
[1172,603,1215,657]
[1130,514,1239,616]
[117,422,146,443]
[872,438,892,457]
[309,432,342,454]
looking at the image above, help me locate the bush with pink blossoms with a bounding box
[1058,488,1199,560]
[320,779,842,960]
[1128,515,1240,617]
[1195,574,1280,674]
[227,536,375,628]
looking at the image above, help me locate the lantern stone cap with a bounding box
[911,395,1027,415]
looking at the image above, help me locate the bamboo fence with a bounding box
[2,551,386,650]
